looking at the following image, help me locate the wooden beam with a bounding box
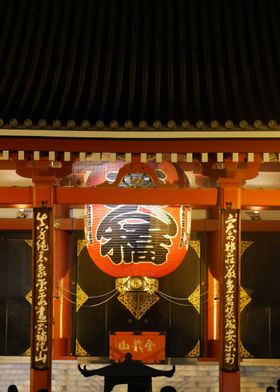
[0,218,32,230]
[241,189,280,207]
[0,160,16,169]
[55,187,218,205]
[0,186,280,207]
[1,137,280,153]
[0,186,218,206]
[241,220,280,231]
[0,186,33,206]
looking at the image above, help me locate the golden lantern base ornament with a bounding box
[116,277,159,320]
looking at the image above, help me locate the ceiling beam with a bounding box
[1,137,280,153]
[0,186,280,207]
[0,186,217,206]
[56,187,218,205]
[241,189,280,207]
[0,187,33,206]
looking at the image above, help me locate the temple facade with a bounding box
[0,1,280,391]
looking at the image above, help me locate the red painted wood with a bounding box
[30,368,51,392]
[1,136,280,153]
[1,186,280,207]
[53,207,72,358]
[220,370,240,392]
[55,187,218,205]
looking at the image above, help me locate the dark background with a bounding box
[0,233,32,355]
[241,232,280,358]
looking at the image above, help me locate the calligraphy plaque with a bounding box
[31,208,52,370]
[109,331,166,363]
[221,209,240,371]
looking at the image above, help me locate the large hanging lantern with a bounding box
[85,159,191,319]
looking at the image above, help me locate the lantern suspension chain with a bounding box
[61,286,117,299]
[58,292,76,305]
[158,291,194,307]
[57,287,118,308]
[157,290,190,301]
[58,287,217,309]
[81,291,118,307]
[157,283,219,307]
[157,283,218,301]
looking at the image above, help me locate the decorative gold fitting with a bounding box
[116,277,158,294]
[54,220,61,228]
[116,277,159,319]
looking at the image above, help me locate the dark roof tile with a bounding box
[0,0,279,124]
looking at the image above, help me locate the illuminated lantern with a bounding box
[85,160,191,319]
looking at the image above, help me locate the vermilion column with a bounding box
[14,158,74,392]
[53,205,72,358]
[218,178,243,392]
[206,206,220,358]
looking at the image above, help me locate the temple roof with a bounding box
[0,0,280,129]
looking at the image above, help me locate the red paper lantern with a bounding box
[85,160,191,278]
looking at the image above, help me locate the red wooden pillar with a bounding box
[218,178,243,392]
[206,207,220,358]
[53,205,72,358]
[30,177,55,392]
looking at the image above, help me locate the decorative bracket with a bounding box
[96,156,175,189]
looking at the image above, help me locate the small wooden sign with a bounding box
[109,331,166,363]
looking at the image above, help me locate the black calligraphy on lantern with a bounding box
[33,210,50,368]
[223,211,238,369]
[96,205,177,264]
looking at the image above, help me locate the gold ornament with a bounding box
[116,277,159,319]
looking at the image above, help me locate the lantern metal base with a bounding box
[116,277,159,320]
